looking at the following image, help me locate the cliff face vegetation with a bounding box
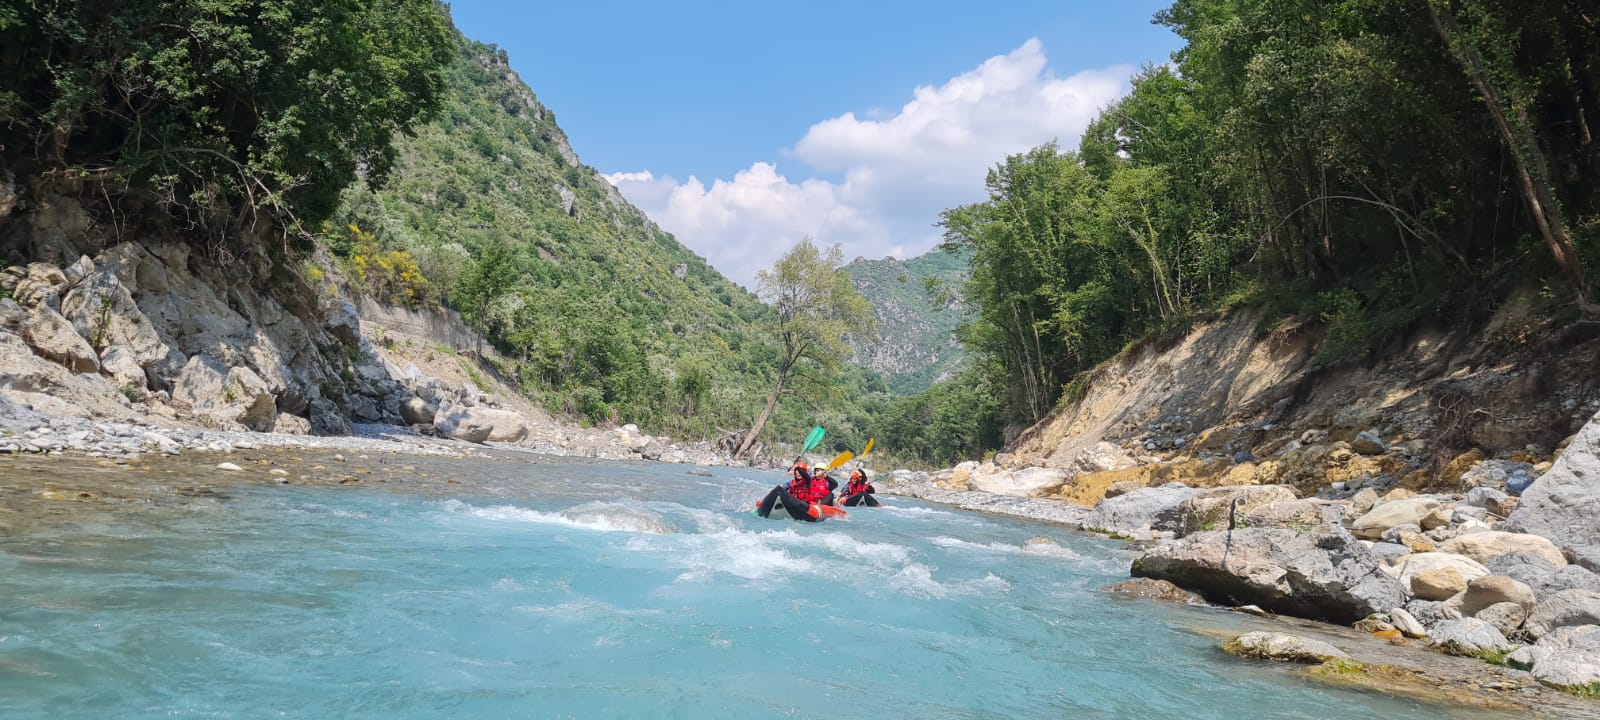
[844,248,971,395]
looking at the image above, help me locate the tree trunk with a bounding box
[735,371,786,459]
[1428,2,1597,314]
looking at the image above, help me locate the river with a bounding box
[0,452,1526,718]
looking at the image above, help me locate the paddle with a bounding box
[789,426,825,468]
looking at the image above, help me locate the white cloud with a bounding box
[604,39,1133,289]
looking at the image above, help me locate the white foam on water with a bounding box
[657,528,817,582]
[441,499,677,534]
[878,505,959,519]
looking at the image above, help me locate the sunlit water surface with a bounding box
[0,458,1518,718]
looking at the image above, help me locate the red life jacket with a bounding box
[788,472,828,503]
[846,479,872,496]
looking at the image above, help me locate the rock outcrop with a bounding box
[1130,527,1407,624]
[1509,409,1600,571]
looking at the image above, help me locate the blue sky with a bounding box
[447,1,1184,286]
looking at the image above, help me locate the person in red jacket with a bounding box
[840,468,880,507]
[756,460,830,521]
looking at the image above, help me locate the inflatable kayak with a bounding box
[752,500,846,521]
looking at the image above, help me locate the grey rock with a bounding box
[1525,589,1600,640]
[1474,601,1528,640]
[1351,431,1386,456]
[1084,483,1201,535]
[1507,625,1600,692]
[1460,459,1538,494]
[325,300,361,345]
[1223,631,1349,663]
[1368,542,1411,564]
[1429,618,1516,657]
[1131,527,1406,624]
[1405,599,1464,631]
[21,304,98,373]
[399,396,436,426]
[1508,409,1600,569]
[1175,485,1298,536]
[1486,552,1565,600]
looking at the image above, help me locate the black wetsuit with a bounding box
[841,480,879,507]
[757,470,828,521]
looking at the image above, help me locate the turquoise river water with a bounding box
[0,456,1524,718]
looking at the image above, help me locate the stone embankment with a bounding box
[885,408,1600,701]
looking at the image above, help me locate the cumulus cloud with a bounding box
[604,39,1133,289]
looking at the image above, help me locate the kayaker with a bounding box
[756,460,831,521]
[840,468,879,507]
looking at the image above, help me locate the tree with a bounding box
[0,0,454,244]
[1425,0,1597,314]
[735,239,875,459]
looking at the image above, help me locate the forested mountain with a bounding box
[327,36,801,439]
[843,248,971,395]
[875,0,1600,467]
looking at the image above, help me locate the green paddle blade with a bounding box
[801,426,825,453]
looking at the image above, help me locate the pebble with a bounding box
[216,462,243,472]
[269,469,289,477]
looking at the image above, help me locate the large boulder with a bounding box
[1084,483,1201,535]
[399,396,436,425]
[1350,498,1440,540]
[1525,589,1600,640]
[1429,618,1516,657]
[20,304,97,373]
[1508,625,1600,693]
[1509,409,1600,570]
[1388,552,1491,599]
[1130,527,1407,624]
[1437,531,1567,569]
[1459,575,1536,615]
[1176,485,1298,536]
[171,355,276,431]
[968,465,1069,497]
[433,404,528,444]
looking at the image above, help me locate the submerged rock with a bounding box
[1103,578,1204,605]
[1222,631,1349,663]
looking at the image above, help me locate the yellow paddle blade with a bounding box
[862,438,875,458]
[825,450,853,470]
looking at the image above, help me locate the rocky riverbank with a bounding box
[881,408,1600,709]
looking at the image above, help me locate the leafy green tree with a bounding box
[1,0,454,242]
[735,238,876,458]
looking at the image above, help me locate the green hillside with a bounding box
[328,36,786,438]
[844,248,972,394]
